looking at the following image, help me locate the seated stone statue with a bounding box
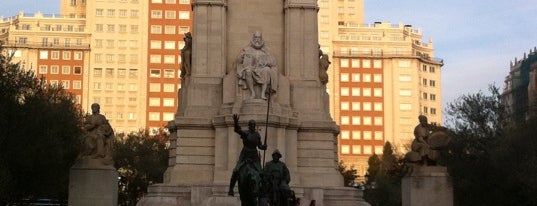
[405,115,451,166]
[80,103,114,166]
[236,31,278,100]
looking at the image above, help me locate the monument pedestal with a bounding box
[402,166,453,206]
[68,166,118,206]
[138,184,369,206]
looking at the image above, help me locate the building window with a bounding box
[374,102,383,111]
[164,41,175,49]
[107,9,115,17]
[72,81,82,90]
[351,102,360,111]
[373,60,382,68]
[422,78,428,86]
[51,51,60,60]
[165,10,176,19]
[152,0,162,2]
[39,65,47,74]
[151,25,162,34]
[430,80,436,87]
[341,145,350,154]
[130,25,139,33]
[374,117,383,126]
[363,102,372,111]
[130,10,139,18]
[423,92,428,100]
[163,113,174,121]
[400,103,412,111]
[423,106,428,114]
[179,0,189,3]
[341,102,349,110]
[363,88,371,97]
[61,80,70,89]
[340,59,349,67]
[50,66,59,74]
[363,131,372,140]
[374,131,383,140]
[341,130,350,140]
[340,73,349,82]
[150,40,161,49]
[129,69,138,78]
[73,66,82,75]
[363,117,372,125]
[363,145,372,154]
[128,113,136,120]
[164,69,175,78]
[430,66,436,73]
[179,26,190,34]
[399,75,411,82]
[119,9,127,17]
[373,88,382,97]
[62,51,71,60]
[352,145,361,154]
[431,108,437,115]
[165,26,176,34]
[352,116,361,125]
[352,131,361,140]
[150,69,161,77]
[166,0,176,3]
[151,10,162,18]
[400,89,412,97]
[74,51,83,60]
[94,68,102,76]
[374,146,383,154]
[149,83,161,92]
[39,51,48,59]
[160,84,174,93]
[62,66,70,74]
[96,9,104,16]
[178,11,190,19]
[149,98,160,106]
[150,55,161,63]
[363,73,371,82]
[351,73,360,82]
[362,60,371,68]
[341,87,349,96]
[163,98,175,107]
[164,55,175,64]
[351,88,360,96]
[430,94,436,101]
[373,74,382,83]
[341,116,350,125]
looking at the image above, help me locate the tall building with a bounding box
[147,0,192,132]
[318,1,443,179]
[1,0,192,134]
[502,47,537,122]
[0,12,91,107]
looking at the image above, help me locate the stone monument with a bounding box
[402,115,453,206]
[138,1,368,205]
[69,103,118,206]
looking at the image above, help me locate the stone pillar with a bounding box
[68,167,118,206]
[402,166,453,206]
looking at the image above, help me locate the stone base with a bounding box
[68,167,118,206]
[402,166,453,206]
[137,184,370,206]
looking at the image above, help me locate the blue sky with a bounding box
[2,0,537,122]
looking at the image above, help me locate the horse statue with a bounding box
[237,158,263,206]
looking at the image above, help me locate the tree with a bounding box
[363,142,404,206]
[337,160,358,187]
[0,46,83,203]
[445,85,537,205]
[114,129,170,206]
[444,85,505,206]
